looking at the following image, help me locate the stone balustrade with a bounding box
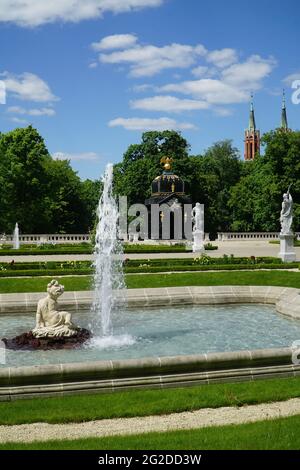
[0,234,91,245]
[218,232,300,241]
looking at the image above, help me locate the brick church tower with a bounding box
[244,96,260,160]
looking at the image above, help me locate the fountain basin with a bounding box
[1,286,300,400]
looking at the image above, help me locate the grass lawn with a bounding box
[1,414,300,450]
[1,377,300,426]
[0,270,300,293]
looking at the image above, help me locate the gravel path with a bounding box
[1,398,300,444]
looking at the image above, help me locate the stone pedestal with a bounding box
[279,233,296,263]
[192,229,205,254]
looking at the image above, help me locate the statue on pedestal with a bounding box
[278,185,296,263]
[2,280,91,350]
[280,186,293,235]
[192,203,204,232]
[32,280,78,338]
[192,203,205,253]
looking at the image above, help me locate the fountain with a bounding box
[13,223,20,250]
[2,163,131,351]
[90,163,132,348]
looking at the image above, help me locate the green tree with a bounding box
[191,140,242,235]
[114,130,190,205]
[229,130,300,232]
[0,126,52,233]
[0,126,98,234]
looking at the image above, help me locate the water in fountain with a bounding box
[13,223,20,250]
[91,164,134,349]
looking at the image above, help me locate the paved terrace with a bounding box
[0,241,299,262]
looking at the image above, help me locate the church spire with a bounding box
[249,93,256,132]
[281,89,289,131]
[244,94,260,160]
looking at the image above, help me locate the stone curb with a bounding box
[0,286,300,400]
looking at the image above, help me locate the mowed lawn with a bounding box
[1,377,300,426]
[0,270,300,293]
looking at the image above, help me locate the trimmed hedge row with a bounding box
[124,263,299,273]
[0,256,286,272]
[0,269,92,277]
[124,256,286,267]
[0,243,217,256]
[0,263,298,277]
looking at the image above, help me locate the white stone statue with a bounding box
[32,280,78,338]
[192,203,205,253]
[280,186,293,235]
[192,202,204,232]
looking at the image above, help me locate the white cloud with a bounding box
[207,48,238,68]
[158,55,276,106]
[91,34,138,51]
[191,66,209,78]
[1,72,58,102]
[132,84,156,93]
[53,152,101,161]
[10,117,28,124]
[7,105,55,116]
[160,79,249,104]
[99,41,207,77]
[130,95,209,113]
[89,62,98,69]
[221,55,276,89]
[283,72,300,86]
[0,0,164,27]
[0,81,6,104]
[108,117,196,131]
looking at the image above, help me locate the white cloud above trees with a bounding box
[0,0,164,27]
[1,72,58,102]
[53,152,102,161]
[7,106,56,116]
[108,117,197,131]
[1,72,59,122]
[91,34,138,51]
[99,42,207,77]
[130,95,209,113]
[98,33,277,128]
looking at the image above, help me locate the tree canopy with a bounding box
[0,126,298,236]
[0,126,100,234]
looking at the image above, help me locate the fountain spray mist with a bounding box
[92,164,125,337]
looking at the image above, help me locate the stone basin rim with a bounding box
[1,285,300,399]
[0,285,299,320]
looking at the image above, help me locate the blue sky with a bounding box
[0,0,299,180]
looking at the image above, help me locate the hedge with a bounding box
[0,256,287,272]
[0,263,298,278]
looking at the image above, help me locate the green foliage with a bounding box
[0,377,300,426]
[0,257,297,277]
[0,271,300,293]
[113,130,190,206]
[229,130,300,231]
[114,134,242,235]
[1,126,299,236]
[0,126,101,234]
